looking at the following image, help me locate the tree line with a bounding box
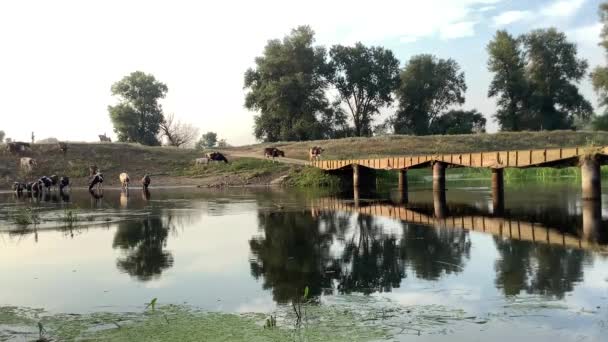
[245,4,608,142]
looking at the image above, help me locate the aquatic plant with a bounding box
[62,209,79,226]
[12,208,40,226]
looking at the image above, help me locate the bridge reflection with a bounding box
[310,196,608,251]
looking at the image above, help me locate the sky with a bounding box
[0,0,604,146]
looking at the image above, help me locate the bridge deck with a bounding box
[311,146,608,170]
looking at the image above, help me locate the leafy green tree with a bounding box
[523,28,592,130]
[591,3,608,126]
[328,43,400,137]
[487,31,530,131]
[430,109,486,135]
[217,139,228,148]
[108,71,168,145]
[244,26,330,142]
[200,132,217,148]
[0,130,5,143]
[393,55,467,135]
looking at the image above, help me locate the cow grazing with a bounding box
[206,152,229,163]
[141,174,151,190]
[119,172,130,189]
[309,146,323,161]
[13,182,26,193]
[89,165,99,177]
[59,176,70,191]
[264,147,285,160]
[20,157,37,173]
[58,142,68,154]
[195,157,209,165]
[89,173,104,191]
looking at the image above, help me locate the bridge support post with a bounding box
[583,200,603,242]
[433,162,446,192]
[397,169,408,203]
[433,189,447,219]
[581,158,601,201]
[492,168,505,215]
[353,164,360,188]
[352,164,376,189]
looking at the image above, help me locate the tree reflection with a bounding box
[400,223,471,280]
[337,215,407,294]
[249,211,337,303]
[494,237,588,299]
[113,217,174,281]
[249,208,471,302]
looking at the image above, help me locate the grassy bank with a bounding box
[225,131,608,161]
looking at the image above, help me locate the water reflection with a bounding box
[112,216,174,281]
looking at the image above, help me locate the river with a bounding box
[0,180,606,341]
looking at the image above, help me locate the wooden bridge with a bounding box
[311,198,608,252]
[311,146,608,202]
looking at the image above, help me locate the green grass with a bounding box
[285,167,342,188]
[178,158,291,179]
[374,166,608,185]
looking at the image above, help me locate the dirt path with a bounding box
[229,152,309,166]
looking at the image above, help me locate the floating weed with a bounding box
[62,209,79,227]
[12,207,41,226]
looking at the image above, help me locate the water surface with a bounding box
[0,181,607,341]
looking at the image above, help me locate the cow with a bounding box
[309,146,323,161]
[59,176,70,191]
[98,133,112,142]
[12,182,26,193]
[89,165,99,177]
[58,142,68,154]
[264,147,285,161]
[31,181,42,194]
[119,172,130,189]
[49,175,59,190]
[20,157,37,173]
[206,152,229,163]
[39,176,53,192]
[7,142,31,155]
[141,174,151,190]
[89,172,104,191]
[195,157,209,165]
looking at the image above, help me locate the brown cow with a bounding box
[309,146,323,161]
[264,147,285,160]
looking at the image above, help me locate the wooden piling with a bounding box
[581,158,601,200]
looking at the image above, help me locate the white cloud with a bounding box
[440,21,477,39]
[541,0,587,18]
[492,10,532,27]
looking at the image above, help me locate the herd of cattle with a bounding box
[7,142,325,195]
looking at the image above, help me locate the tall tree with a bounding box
[487,30,529,131]
[0,130,5,143]
[430,109,486,135]
[523,28,592,130]
[591,3,608,126]
[393,55,467,135]
[328,43,400,137]
[244,26,330,142]
[108,71,168,145]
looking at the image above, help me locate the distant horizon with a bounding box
[0,0,604,145]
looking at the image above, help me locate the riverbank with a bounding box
[2,131,608,189]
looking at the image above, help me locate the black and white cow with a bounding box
[59,176,70,191]
[39,176,53,192]
[89,173,104,191]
